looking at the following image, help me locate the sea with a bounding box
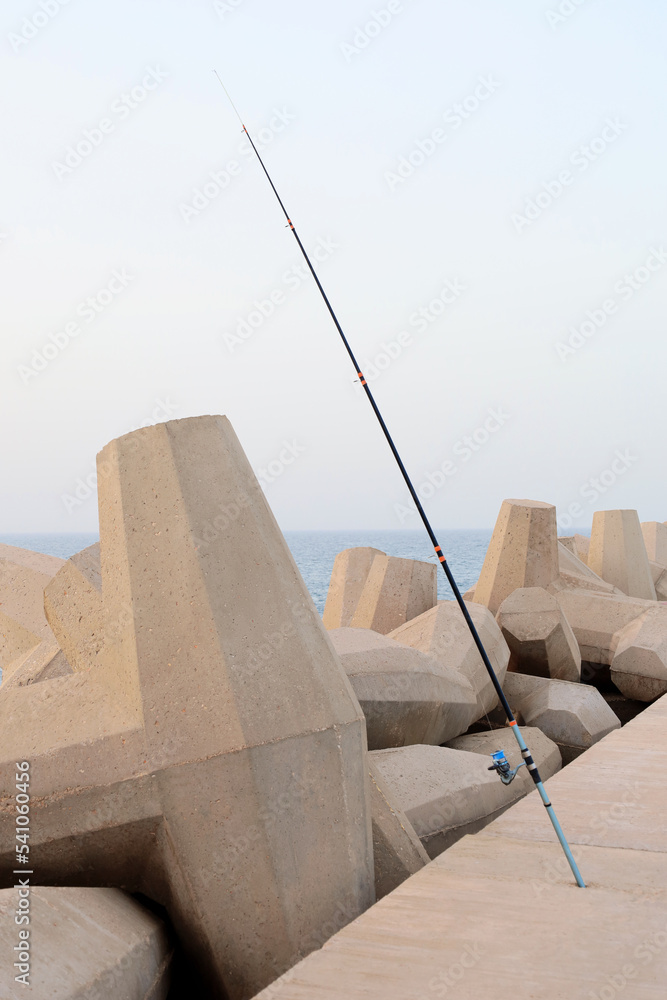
[0,529,492,614]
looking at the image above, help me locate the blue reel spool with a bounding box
[488,749,526,785]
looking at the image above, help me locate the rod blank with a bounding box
[215,72,585,889]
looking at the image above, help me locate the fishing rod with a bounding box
[214,72,585,889]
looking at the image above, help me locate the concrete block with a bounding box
[554,589,654,664]
[0,541,64,577]
[368,759,429,900]
[370,737,557,857]
[501,672,621,763]
[558,534,590,564]
[611,607,667,702]
[0,611,43,682]
[1,639,72,690]
[642,521,667,568]
[496,587,581,681]
[574,533,591,563]
[0,555,61,678]
[588,510,656,600]
[0,416,375,1000]
[558,536,577,555]
[44,543,104,671]
[552,542,617,595]
[323,547,385,629]
[650,563,667,602]
[389,601,509,721]
[446,726,562,781]
[330,627,477,749]
[473,499,559,613]
[0,886,172,999]
[351,554,437,634]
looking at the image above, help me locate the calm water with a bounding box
[0,529,491,614]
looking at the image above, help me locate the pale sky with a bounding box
[2,0,665,534]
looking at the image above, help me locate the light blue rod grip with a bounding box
[508,721,586,888]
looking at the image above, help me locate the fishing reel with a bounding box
[488,749,526,786]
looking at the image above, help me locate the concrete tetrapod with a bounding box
[1,640,71,690]
[473,499,559,613]
[446,726,562,778]
[389,601,509,721]
[0,416,374,1000]
[649,562,667,602]
[0,546,64,681]
[496,587,581,681]
[0,541,64,577]
[642,521,667,568]
[0,887,172,999]
[558,533,590,565]
[44,542,104,672]
[588,509,656,600]
[330,627,477,749]
[611,606,667,701]
[499,672,621,763]
[552,542,617,595]
[6,541,103,688]
[367,759,429,900]
[370,735,561,857]
[322,547,385,629]
[350,554,437,634]
[553,588,654,665]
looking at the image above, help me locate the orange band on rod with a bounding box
[434,546,441,552]
[509,720,517,726]
[438,555,446,563]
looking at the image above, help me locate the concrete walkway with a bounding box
[255,695,667,1000]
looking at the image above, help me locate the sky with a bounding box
[1,0,666,534]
